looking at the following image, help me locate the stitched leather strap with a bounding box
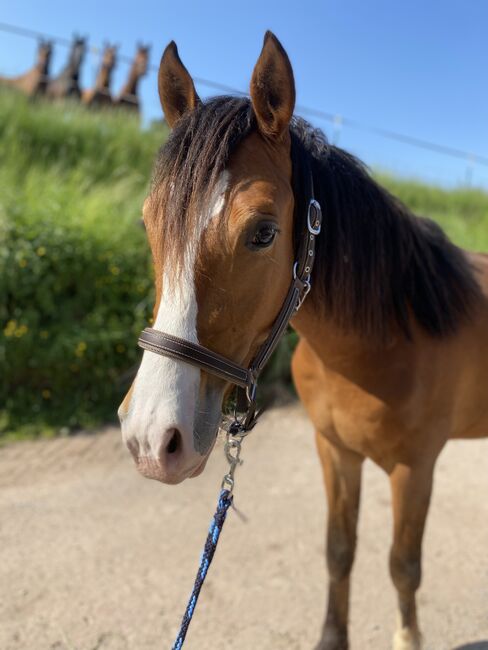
[138,275,306,389]
[249,277,304,376]
[249,198,323,376]
[138,329,252,388]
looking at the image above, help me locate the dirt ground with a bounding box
[0,403,487,650]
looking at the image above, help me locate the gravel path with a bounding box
[1,403,487,650]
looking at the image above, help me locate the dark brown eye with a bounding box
[249,222,278,250]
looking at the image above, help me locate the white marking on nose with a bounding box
[121,172,229,463]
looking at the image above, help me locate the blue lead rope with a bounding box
[172,489,234,649]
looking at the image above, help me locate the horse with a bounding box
[114,43,150,112]
[82,43,117,108]
[118,32,488,650]
[0,39,52,97]
[46,36,86,100]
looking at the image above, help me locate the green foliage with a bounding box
[0,89,165,437]
[1,88,487,438]
[378,174,488,251]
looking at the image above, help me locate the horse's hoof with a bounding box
[392,627,421,650]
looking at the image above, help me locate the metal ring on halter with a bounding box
[292,261,303,281]
[246,379,257,404]
[296,280,311,311]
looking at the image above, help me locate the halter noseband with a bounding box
[138,179,322,434]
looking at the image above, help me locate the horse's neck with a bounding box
[95,65,112,89]
[291,303,417,406]
[58,57,79,81]
[121,66,140,95]
[33,59,44,74]
[292,306,389,366]
[16,59,43,80]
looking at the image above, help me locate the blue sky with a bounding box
[1,1,487,188]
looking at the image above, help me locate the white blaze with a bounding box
[121,173,228,457]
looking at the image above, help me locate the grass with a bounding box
[377,174,488,251]
[1,87,487,440]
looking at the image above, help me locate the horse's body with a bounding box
[0,40,52,97]
[46,37,86,100]
[119,33,488,650]
[114,44,149,112]
[82,44,117,108]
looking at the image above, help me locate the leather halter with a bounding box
[138,178,322,433]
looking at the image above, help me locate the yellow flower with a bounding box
[14,324,28,338]
[75,341,87,357]
[36,246,46,257]
[18,258,27,268]
[42,389,51,399]
[3,320,17,337]
[109,265,120,276]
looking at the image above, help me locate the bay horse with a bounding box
[0,39,52,97]
[46,36,86,100]
[118,32,488,650]
[114,43,150,112]
[82,43,117,108]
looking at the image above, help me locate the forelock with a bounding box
[150,96,255,272]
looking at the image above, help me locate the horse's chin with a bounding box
[189,456,210,478]
[186,432,217,480]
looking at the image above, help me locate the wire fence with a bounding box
[1,20,487,187]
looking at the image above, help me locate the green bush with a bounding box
[0,170,154,436]
[0,90,164,437]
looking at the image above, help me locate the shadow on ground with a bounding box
[453,642,488,650]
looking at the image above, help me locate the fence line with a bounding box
[1,19,487,178]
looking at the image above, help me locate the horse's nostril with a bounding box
[166,429,181,455]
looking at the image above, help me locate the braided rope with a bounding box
[172,489,233,650]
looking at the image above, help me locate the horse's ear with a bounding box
[250,31,295,139]
[158,41,200,128]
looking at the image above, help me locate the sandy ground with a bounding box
[0,403,487,650]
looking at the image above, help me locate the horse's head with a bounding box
[119,32,296,484]
[134,43,150,77]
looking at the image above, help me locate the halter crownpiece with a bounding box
[138,189,322,433]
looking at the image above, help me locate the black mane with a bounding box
[152,95,481,340]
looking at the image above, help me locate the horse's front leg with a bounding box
[315,434,363,650]
[389,457,437,650]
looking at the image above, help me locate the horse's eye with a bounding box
[249,222,278,250]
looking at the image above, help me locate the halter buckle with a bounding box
[307,199,322,235]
